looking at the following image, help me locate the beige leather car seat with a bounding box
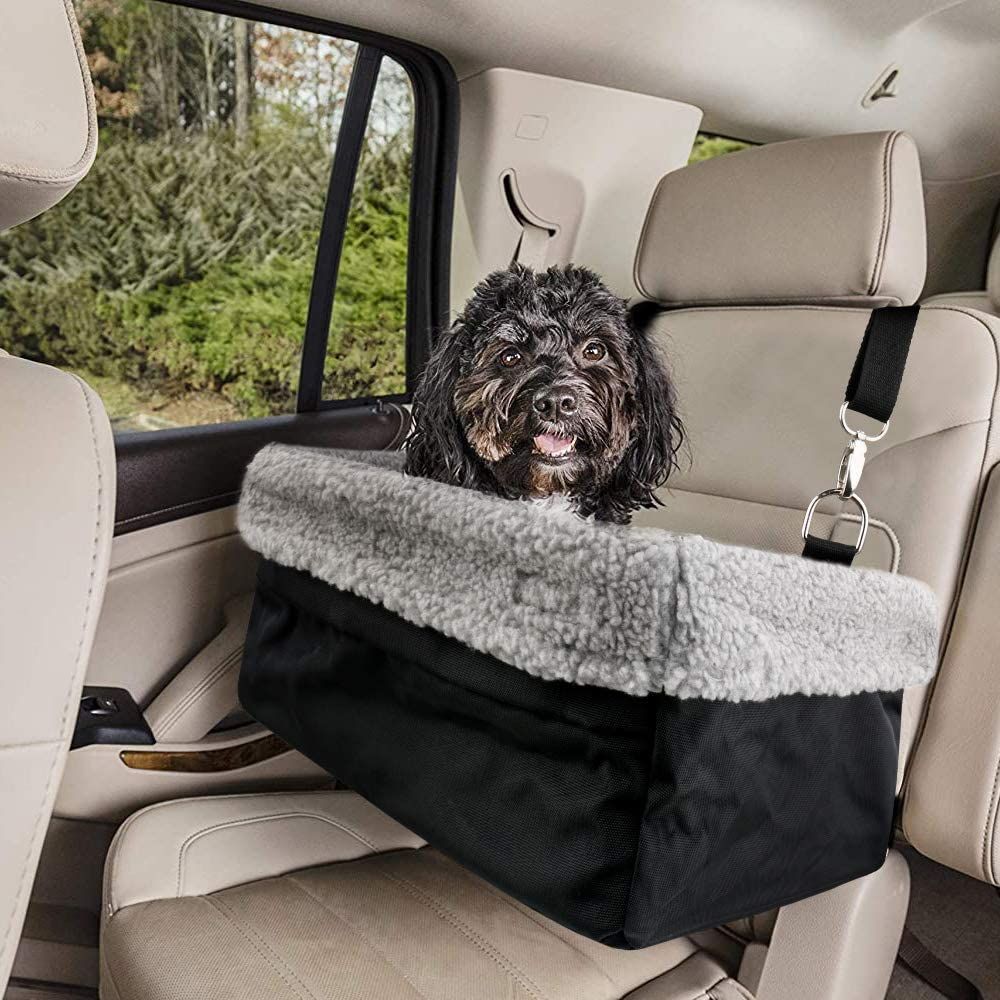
[100,131,1000,1000]
[922,225,1000,316]
[0,0,115,991]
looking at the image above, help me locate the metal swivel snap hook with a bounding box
[836,437,868,500]
[802,403,880,557]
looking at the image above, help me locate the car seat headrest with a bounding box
[0,0,97,232]
[634,130,926,309]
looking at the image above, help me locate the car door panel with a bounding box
[115,402,408,534]
[58,409,410,822]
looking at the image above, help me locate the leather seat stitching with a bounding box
[106,794,367,914]
[632,171,670,300]
[868,130,898,297]
[285,873,430,1000]
[375,867,548,1000]
[668,419,988,520]
[454,870,619,992]
[655,303,999,317]
[205,895,317,1000]
[0,0,97,184]
[650,293,906,309]
[900,306,1000,796]
[982,754,1000,882]
[0,739,61,752]
[157,647,242,731]
[860,419,990,469]
[710,979,755,1000]
[1,374,105,965]
[175,811,381,896]
[156,646,243,738]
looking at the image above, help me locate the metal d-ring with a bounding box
[801,488,870,554]
[839,402,889,442]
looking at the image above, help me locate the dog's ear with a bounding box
[404,321,482,487]
[605,314,686,516]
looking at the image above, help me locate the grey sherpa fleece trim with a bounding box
[238,445,939,702]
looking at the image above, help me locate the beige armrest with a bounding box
[144,594,253,742]
[751,851,909,1000]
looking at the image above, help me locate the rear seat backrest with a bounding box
[629,132,1000,868]
[922,226,1000,317]
[0,0,114,989]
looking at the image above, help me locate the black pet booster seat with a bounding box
[237,306,938,949]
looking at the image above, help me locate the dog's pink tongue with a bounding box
[533,433,574,456]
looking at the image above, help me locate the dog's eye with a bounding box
[499,348,523,368]
[582,341,607,361]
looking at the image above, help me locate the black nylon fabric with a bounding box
[243,562,653,942]
[801,535,859,565]
[844,304,919,425]
[241,560,902,949]
[626,688,900,945]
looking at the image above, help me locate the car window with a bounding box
[689,132,751,163]
[0,1,415,432]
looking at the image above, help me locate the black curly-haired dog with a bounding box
[405,264,684,523]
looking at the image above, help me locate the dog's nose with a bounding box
[533,388,577,418]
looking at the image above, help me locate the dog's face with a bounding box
[406,265,683,523]
[452,295,638,499]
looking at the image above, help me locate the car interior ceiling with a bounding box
[2,1,1000,999]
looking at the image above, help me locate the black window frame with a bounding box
[160,0,459,417]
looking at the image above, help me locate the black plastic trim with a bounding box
[114,404,408,535]
[72,687,154,750]
[297,45,384,412]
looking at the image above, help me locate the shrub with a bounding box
[688,134,750,163]
[0,122,410,417]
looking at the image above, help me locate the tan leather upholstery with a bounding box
[921,290,996,314]
[634,302,1000,782]
[100,130,1000,999]
[101,791,732,1000]
[922,228,1000,317]
[903,466,1000,885]
[0,356,115,987]
[627,135,1000,993]
[750,851,909,1000]
[0,0,97,231]
[103,791,426,918]
[0,7,107,987]
[635,131,926,308]
[143,594,254,743]
[989,231,1000,309]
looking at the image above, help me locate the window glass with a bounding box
[0,1,414,431]
[323,57,414,402]
[688,132,751,164]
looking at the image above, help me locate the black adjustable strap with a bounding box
[844,304,920,424]
[897,927,984,1000]
[801,304,920,565]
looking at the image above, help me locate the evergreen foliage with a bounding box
[0,124,410,417]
